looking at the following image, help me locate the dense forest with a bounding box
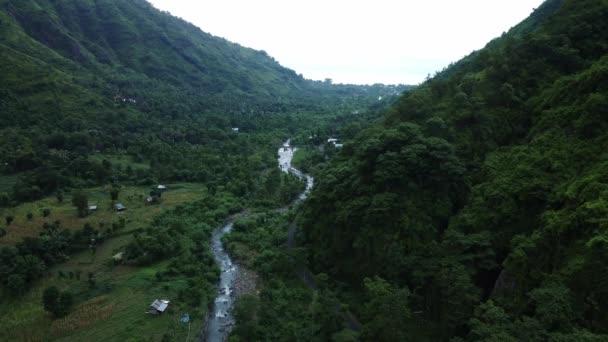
[293,0,608,340]
[2,0,608,341]
[0,0,406,340]
[0,0,407,206]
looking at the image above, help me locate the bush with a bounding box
[42,286,74,318]
[87,272,96,288]
[42,208,51,217]
[56,191,64,203]
[7,274,25,294]
[0,193,10,206]
[71,190,88,217]
[26,212,33,220]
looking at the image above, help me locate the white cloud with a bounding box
[148,0,546,84]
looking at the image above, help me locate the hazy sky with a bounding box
[148,0,545,85]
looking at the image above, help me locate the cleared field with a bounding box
[0,252,203,341]
[0,183,211,341]
[0,183,208,246]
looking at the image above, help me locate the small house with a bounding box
[232,127,239,132]
[157,185,167,191]
[115,203,126,212]
[147,299,170,314]
[112,252,124,262]
[88,205,98,212]
[327,138,343,148]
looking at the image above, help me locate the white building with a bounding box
[147,299,170,314]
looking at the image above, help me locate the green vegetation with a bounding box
[43,286,74,319]
[224,212,349,341]
[296,0,608,340]
[3,0,604,340]
[0,190,242,341]
[291,147,326,175]
[0,1,405,340]
[0,0,408,207]
[0,183,208,245]
[71,190,89,218]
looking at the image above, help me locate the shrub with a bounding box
[7,274,25,294]
[42,287,74,318]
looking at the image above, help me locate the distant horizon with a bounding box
[148,0,545,85]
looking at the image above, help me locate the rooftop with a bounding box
[149,299,170,312]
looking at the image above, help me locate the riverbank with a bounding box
[203,139,309,341]
[233,266,259,298]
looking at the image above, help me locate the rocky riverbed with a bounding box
[203,139,309,342]
[233,266,259,298]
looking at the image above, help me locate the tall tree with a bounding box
[71,190,89,217]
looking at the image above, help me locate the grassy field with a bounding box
[0,249,203,341]
[0,183,207,246]
[0,183,211,341]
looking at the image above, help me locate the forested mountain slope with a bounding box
[0,0,405,205]
[0,1,409,340]
[300,0,608,340]
[0,0,377,113]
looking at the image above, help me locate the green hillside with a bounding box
[4,0,607,340]
[0,0,374,112]
[297,0,608,340]
[0,0,407,204]
[0,1,407,340]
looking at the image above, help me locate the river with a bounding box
[202,139,313,342]
[278,139,314,202]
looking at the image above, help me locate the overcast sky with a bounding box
[148,0,546,85]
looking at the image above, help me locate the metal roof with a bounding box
[150,299,169,312]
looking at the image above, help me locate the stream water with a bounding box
[203,222,237,342]
[278,139,314,201]
[203,139,312,342]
